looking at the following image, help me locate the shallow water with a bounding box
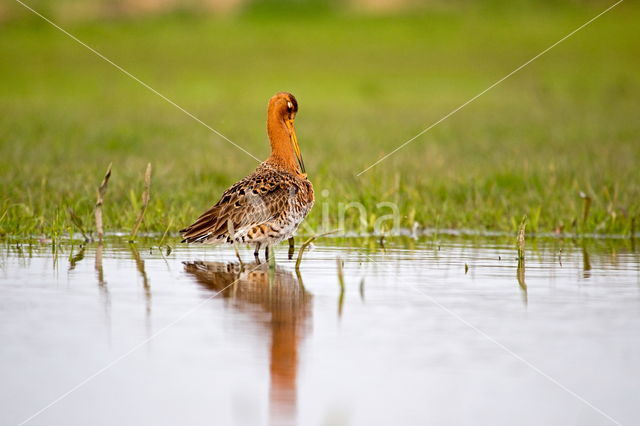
[1,237,639,426]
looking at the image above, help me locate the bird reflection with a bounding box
[183,261,312,426]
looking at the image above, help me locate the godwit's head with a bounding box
[267,92,305,175]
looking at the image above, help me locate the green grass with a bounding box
[1,4,639,239]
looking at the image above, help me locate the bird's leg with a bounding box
[264,245,270,262]
[288,237,295,260]
[254,243,261,264]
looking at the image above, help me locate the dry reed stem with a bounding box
[517,215,527,261]
[516,214,528,305]
[94,163,112,242]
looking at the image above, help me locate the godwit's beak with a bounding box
[286,119,306,174]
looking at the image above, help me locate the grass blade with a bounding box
[67,207,90,242]
[295,229,339,270]
[129,163,151,242]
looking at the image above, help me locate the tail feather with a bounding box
[180,205,233,244]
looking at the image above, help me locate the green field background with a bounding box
[1,1,638,238]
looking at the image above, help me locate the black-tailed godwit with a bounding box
[180,92,314,262]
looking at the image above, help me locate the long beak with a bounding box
[287,120,306,174]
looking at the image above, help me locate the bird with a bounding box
[180,92,314,262]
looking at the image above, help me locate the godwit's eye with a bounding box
[287,101,293,110]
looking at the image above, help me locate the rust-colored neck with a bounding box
[266,109,299,174]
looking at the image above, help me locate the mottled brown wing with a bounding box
[180,171,295,244]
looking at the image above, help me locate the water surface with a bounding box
[1,237,639,426]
